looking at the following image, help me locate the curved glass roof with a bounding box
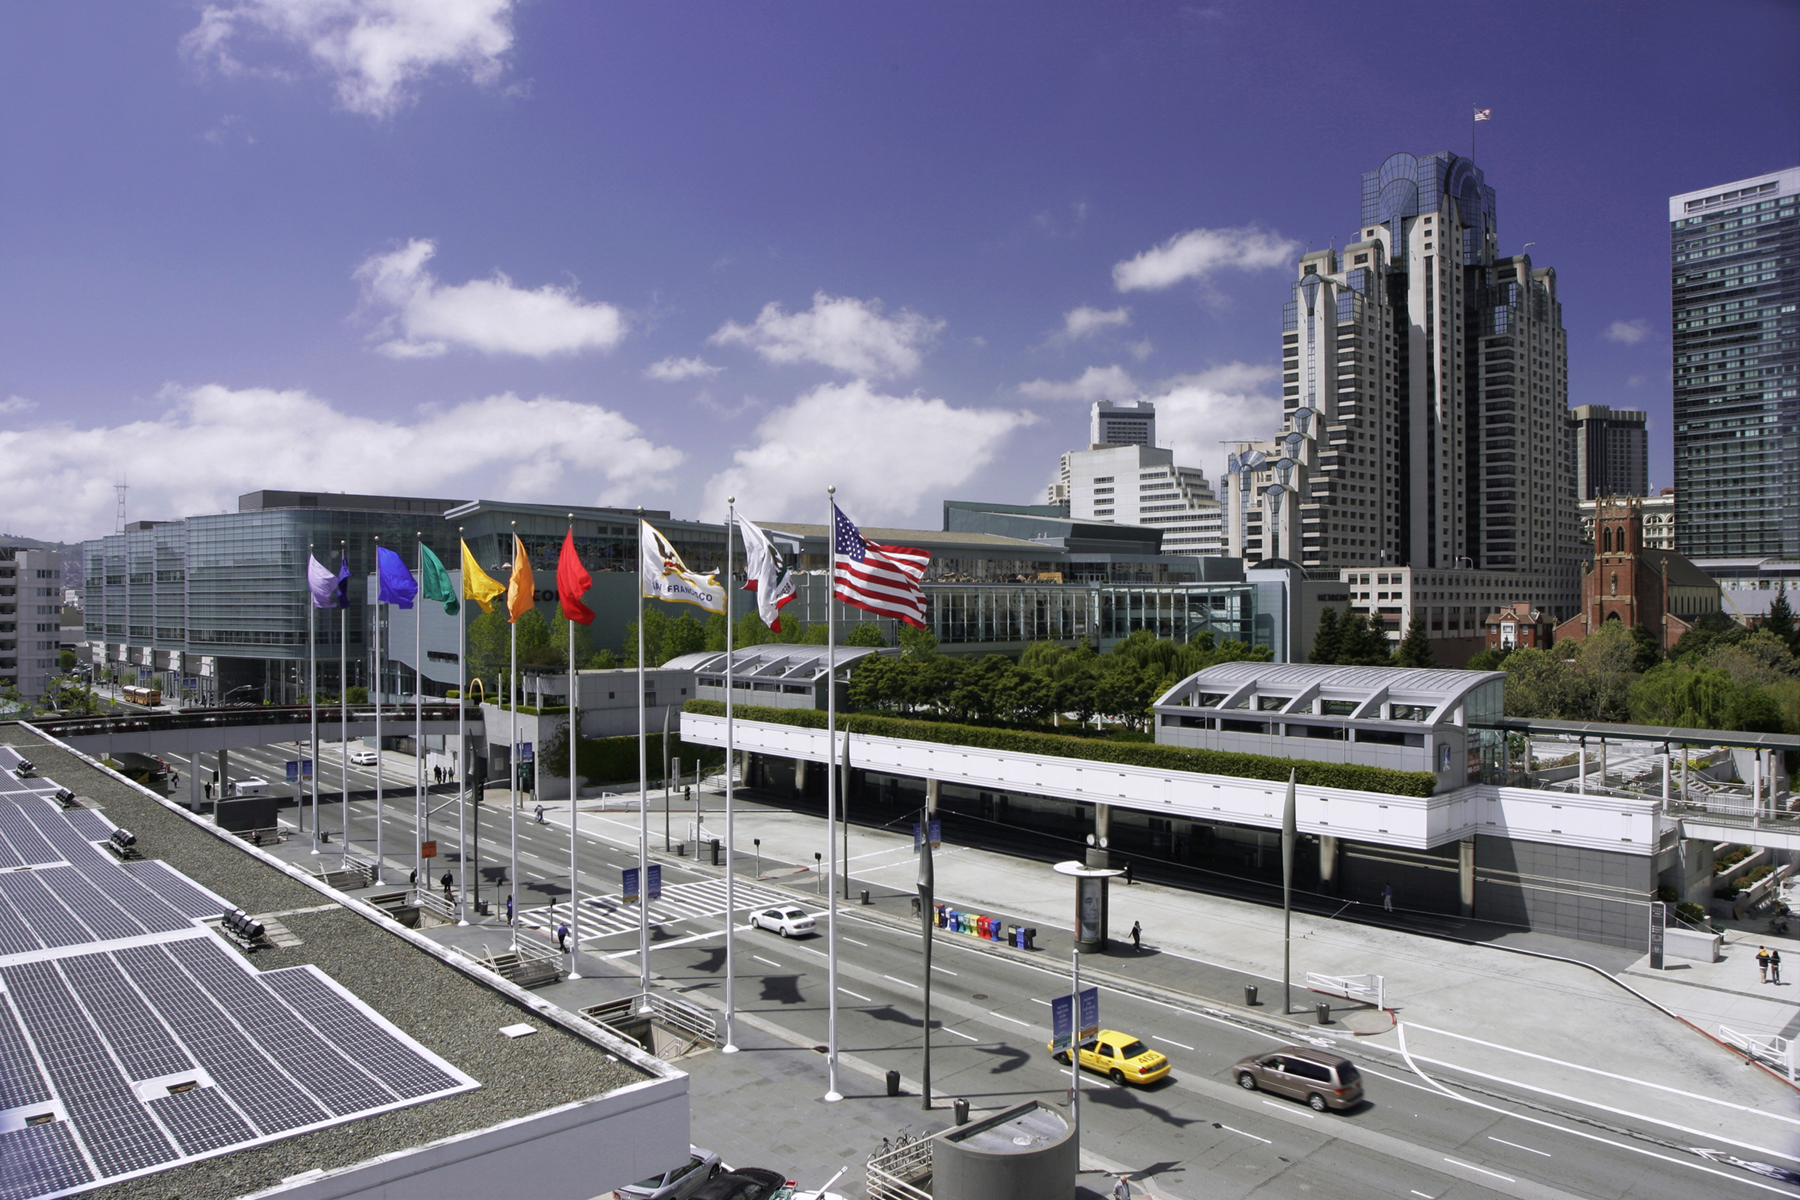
[1155,662,1503,722]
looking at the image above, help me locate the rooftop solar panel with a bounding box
[118,861,229,920]
[0,994,53,1112]
[0,960,179,1179]
[0,805,59,868]
[0,889,42,957]
[56,952,195,1083]
[0,874,92,950]
[262,969,461,1100]
[61,810,113,842]
[146,1084,257,1157]
[35,867,147,942]
[0,833,22,870]
[0,1120,92,1200]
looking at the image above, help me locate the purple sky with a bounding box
[2,1,1796,543]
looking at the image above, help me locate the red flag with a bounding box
[557,529,594,625]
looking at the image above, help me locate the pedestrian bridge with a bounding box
[24,705,484,757]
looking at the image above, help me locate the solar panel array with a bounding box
[0,752,478,1200]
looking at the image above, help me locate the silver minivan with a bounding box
[1233,1046,1364,1112]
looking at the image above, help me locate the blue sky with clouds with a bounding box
[2,1,1795,542]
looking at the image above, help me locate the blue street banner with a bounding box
[1078,986,1099,1041]
[912,819,943,850]
[516,741,533,763]
[285,761,299,782]
[1051,993,1074,1053]
[302,759,313,780]
[622,866,640,904]
[648,863,662,901]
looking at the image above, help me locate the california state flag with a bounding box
[736,514,798,631]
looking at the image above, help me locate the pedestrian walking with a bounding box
[506,894,514,925]
[1382,883,1394,913]
[204,781,212,802]
[1131,921,1142,952]
[1757,946,1771,984]
[409,868,417,888]
[557,922,570,953]
[1112,1173,1133,1200]
[535,804,546,825]
[1771,949,1784,984]
[441,870,453,899]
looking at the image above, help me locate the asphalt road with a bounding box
[163,744,1799,1200]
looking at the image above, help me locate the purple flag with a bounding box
[375,546,418,609]
[308,554,350,609]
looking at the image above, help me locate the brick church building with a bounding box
[1554,496,1722,651]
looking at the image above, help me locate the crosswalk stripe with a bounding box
[519,877,811,941]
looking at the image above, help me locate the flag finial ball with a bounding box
[828,485,836,495]
[727,495,735,505]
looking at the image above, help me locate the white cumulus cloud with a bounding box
[1061,305,1131,339]
[644,356,722,382]
[703,381,1034,524]
[183,0,518,117]
[1017,365,1140,403]
[0,384,681,542]
[1603,319,1650,345]
[1113,226,1300,292]
[1142,363,1283,473]
[710,292,944,379]
[356,239,626,359]
[0,396,35,415]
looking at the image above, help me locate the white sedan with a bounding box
[348,749,379,766]
[748,906,816,938]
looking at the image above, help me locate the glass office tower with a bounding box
[1671,167,1800,559]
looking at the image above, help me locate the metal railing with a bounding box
[1305,972,1386,1009]
[582,990,720,1048]
[413,888,457,922]
[1721,1026,1797,1083]
[865,1137,932,1200]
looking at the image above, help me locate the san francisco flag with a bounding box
[641,520,725,613]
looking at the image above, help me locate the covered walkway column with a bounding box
[1458,837,1476,917]
[1088,803,1111,868]
[1318,834,1339,893]
[793,757,806,798]
[925,777,939,815]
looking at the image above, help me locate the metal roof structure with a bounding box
[1155,662,1503,723]
[662,644,893,682]
[1474,716,1800,752]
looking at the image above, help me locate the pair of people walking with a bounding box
[1758,946,1783,984]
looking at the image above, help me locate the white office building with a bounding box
[0,542,64,703]
[1052,402,1225,555]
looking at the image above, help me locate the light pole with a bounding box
[918,811,935,1110]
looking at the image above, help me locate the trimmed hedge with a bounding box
[684,699,1439,797]
[543,731,724,785]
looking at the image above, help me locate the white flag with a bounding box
[640,520,725,613]
[737,514,798,631]
[1473,107,1491,121]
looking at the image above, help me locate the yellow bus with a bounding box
[121,684,162,706]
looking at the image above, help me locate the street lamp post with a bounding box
[918,812,935,1110]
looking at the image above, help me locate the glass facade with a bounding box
[1671,170,1800,559]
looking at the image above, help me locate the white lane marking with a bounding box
[1263,1100,1314,1119]
[990,1011,1033,1028]
[1443,1158,1514,1183]
[1217,1124,1270,1144]
[883,974,919,989]
[753,955,783,968]
[1152,1036,1194,1051]
[931,965,958,976]
[1029,997,1051,1007]
[843,936,868,947]
[840,988,873,1003]
[1397,1024,1800,1200]
[1354,1064,1447,1096]
[1488,1136,1551,1157]
[1410,1191,1435,1199]
[1405,1020,1800,1128]
[945,1027,980,1042]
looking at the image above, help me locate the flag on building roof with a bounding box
[461,539,504,614]
[641,520,726,613]
[1473,107,1491,121]
[506,533,535,623]
[308,553,350,609]
[375,546,418,609]
[557,528,594,626]
[831,503,930,628]
[737,513,797,632]
[419,543,459,617]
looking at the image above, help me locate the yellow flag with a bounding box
[460,539,505,614]
[506,533,535,623]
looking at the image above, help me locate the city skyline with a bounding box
[2,2,1796,545]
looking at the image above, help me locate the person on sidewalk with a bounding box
[506,894,514,925]
[1382,883,1394,913]
[441,870,453,900]
[535,804,546,825]
[1772,949,1783,985]
[1757,946,1771,983]
[557,922,570,953]
[1131,921,1142,952]
[1112,1173,1134,1200]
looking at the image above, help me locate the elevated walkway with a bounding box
[30,704,482,756]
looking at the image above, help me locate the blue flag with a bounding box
[375,546,418,609]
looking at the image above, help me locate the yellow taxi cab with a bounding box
[1048,1028,1170,1085]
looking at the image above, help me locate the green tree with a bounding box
[1765,585,1799,658]
[661,612,707,662]
[58,649,76,671]
[1575,620,1643,721]
[845,621,887,647]
[1466,647,1511,672]
[548,609,602,670]
[1627,623,1665,674]
[1669,612,1749,663]
[466,609,509,683]
[1309,607,1342,665]
[622,608,669,667]
[1394,613,1435,668]
[1335,610,1392,666]
[897,625,940,659]
[1501,647,1573,718]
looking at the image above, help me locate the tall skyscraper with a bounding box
[1090,399,1157,447]
[1670,167,1800,560]
[1054,401,1224,554]
[1572,405,1649,498]
[1227,151,1580,580]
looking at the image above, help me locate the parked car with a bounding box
[688,1168,789,1200]
[1233,1046,1363,1112]
[749,906,816,938]
[613,1145,722,1199]
[349,748,379,766]
[1047,1028,1169,1085]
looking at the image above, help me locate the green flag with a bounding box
[420,544,459,616]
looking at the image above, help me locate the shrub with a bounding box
[1655,885,1680,904]
[1674,901,1708,926]
[684,699,1441,796]
[1714,846,1753,872]
[540,728,723,785]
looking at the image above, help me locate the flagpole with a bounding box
[567,515,582,981]
[1283,769,1296,1015]
[636,509,650,1002]
[824,486,841,1103]
[373,537,385,885]
[415,534,425,899]
[723,497,739,1054]
[509,522,520,952]
[340,540,348,861]
[457,528,469,925]
[309,542,319,856]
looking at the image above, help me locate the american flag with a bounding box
[1473,107,1491,121]
[831,503,930,628]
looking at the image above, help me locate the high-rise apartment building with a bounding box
[1572,405,1649,498]
[1670,167,1800,560]
[1090,400,1157,447]
[1053,401,1224,554]
[1223,151,1581,655]
[0,542,65,703]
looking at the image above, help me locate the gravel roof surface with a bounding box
[4,727,656,1200]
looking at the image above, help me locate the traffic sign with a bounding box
[622,866,640,904]
[420,840,437,860]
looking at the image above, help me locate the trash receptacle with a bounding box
[709,840,721,866]
[1316,1000,1332,1025]
[675,843,687,857]
[860,889,871,905]
[1245,984,1259,1007]
[886,1069,901,1097]
[952,1097,970,1125]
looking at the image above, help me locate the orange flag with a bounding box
[506,533,535,623]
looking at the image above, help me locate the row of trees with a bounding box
[1309,607,1436,669]
[846,629,1270,732]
